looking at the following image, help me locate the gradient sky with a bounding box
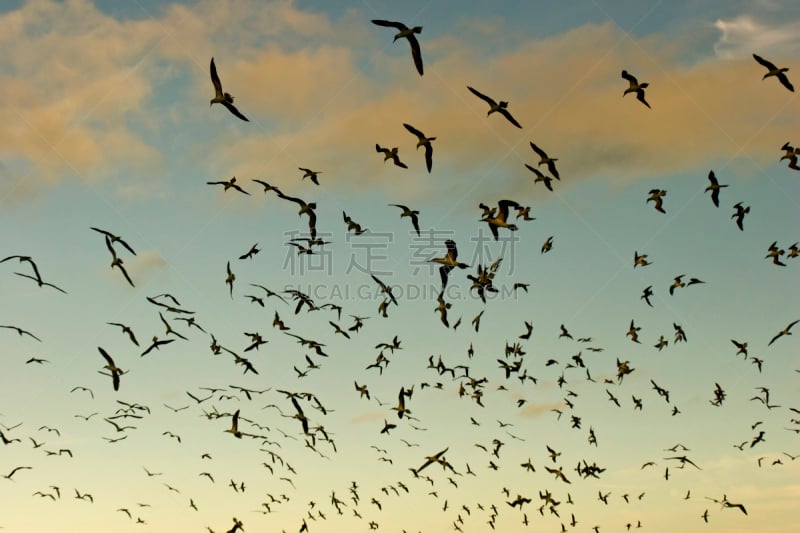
[0,1,798,532]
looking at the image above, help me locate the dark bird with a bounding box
[98,346,123,391]
[621,70,651,108]
[481,199,520,240]
[298,167,322,186]
[430,239,469,290]
[107,322,139,346]
[105,236,134,287]
[209,57,249,121]
[238,244,259,260]
[753,54,794,92]
[524,164,554,191]
[207,176,250,195]
[768,319,799,346]
[389,204,421,236]
[646,189,667,213]
[3,466,32,480]
[376,145,408,169]
[704,170,728,207]
[731,202,750,231]
[371,20,424,75]
[0,325,42,342]
[90,228,136,255]
[466,86,522,128]
[403,123,435,172]
[274,189,318,240]
[529,142,560,180]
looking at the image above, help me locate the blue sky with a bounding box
[0,1,798,532]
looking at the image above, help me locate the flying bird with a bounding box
[466,86,522,128]
[621,70,651,108]
[209,57,249,121]
[704,171,728,207]
[481,199,520,240]
[376,145,408,169]
[768,319,799,346]
[529,142,560,180]
[403,123,435,172]
[207,176,250,195]
[390,204,421,236]
[647,189,667,213]
[371,20,424,75]
[753,54,794,92]
[298,168,322,186]
[98,346,123,392]
[105,236,134,287]
[732,202,750,231]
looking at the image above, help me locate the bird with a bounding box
[780,142,800,170]
[12,270,67,294]
[225,410,242,438]
[389,204,421,236]
[641,286,654,307]
[647,189,667,213]
[466,86,522,128]
[481,199,520,240]
[765,241,786,267]
[525,164,554,191]
[207,176,250,195]
[107,322,139,346]
[98,347,123,392]
[209,57,249,121]
[430,239,469,289]
[541,236,553,254]
[1,255,43,283]
[753,54,794,92]
[238,243,260,260]
[621,70,651,108]
[90,228,136,255]
[105,236,135,287]
[274,189,318,240]
[225,261,235,298]
[529,142,560,180]
[371,20,424,75]
[370,274,398,306]
[403,123,435,172]
[768,319,799,346]
[3,466,32,480]
[0,325,42,342]
[376,145,408,168]
[634,251,651,268]
[732,202,750,231]
[704,170,728,208]
[343,211,367,235]
[298,167,322,186]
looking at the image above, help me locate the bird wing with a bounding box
[407,34,424,75]
[98,346,115,367]
[403,123,424,139]
[636,90,651,109]
[210,57,223,95]
[424,144,433,173]
[752,54,776,70]
[371,19,406,30]
[467,86,494,105]
[621,70,638,85]
[529,142,546,159]
[498,108,522,128]
[222,101,249,122]
[524,164,544,178]
[776,72,794,92]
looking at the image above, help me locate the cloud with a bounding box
[1,1,798,208]
[713,14,800,59]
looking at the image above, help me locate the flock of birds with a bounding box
[1,14,799,533]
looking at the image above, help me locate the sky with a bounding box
[0,0,798,532]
